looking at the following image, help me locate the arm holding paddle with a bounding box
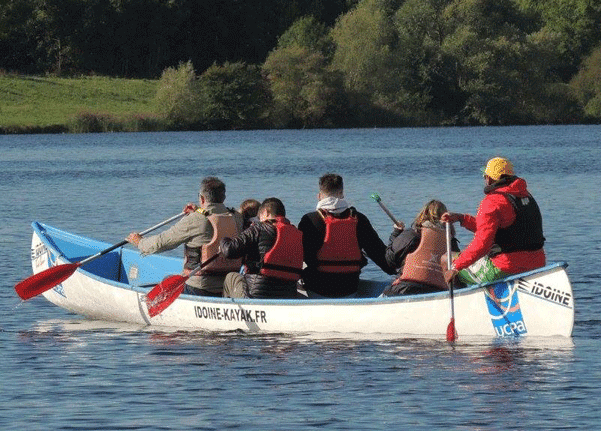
[370,192,409,273]
[370,193,404,230]
[126,202,195,249]
[15,212,186,300]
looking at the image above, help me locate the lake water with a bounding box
[1,125,601,430]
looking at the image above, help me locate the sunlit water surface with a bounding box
[1,125,600,430]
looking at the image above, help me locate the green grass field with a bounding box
[0,75,158,128]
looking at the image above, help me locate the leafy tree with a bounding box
[0,0,38,73]
[1,0,353,77]
[263,45,345,128]
[28,0,89,74]
[66,0,120,76]
[393,0,460,122]
[276,15,334,57]
[570,45,601,119]
[109,0,173,77]
[262,15,350,128]
[330,0,400,98]
[440,0,570,124]
[514,0,601,80]
[196,62,270,130]
[154,61,201,126]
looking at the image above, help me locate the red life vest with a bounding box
[400,225,448,290]
[315,209,363,273]
[260,217,304,281]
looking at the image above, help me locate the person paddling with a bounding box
[442,157,546,286]
[298,173,395,298]
[382,200,460,296]
[127,176,243,296]
[220,198,303,299]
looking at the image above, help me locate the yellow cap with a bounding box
[482,157,514,180]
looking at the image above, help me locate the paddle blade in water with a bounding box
[14,263,80,300]
[146,275,187,317]
[446,318,457,342]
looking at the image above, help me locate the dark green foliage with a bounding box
[570,45,601,119]
[154,61,201,126]
[1,0,600,129]
[264,16,349,129]
[67,111,122,133]
[514,0,601,80]
[276,16,335,58]
[66,111,166,133]
[197,62,271,130]
[0,0,352,78]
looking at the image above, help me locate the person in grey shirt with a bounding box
[127,176,243,296]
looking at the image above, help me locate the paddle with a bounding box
[445,221,457,342]
[145,253,221,317]
[370,193,401,225]
[15,212,186,300]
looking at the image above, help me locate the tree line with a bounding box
[2,0,601,128]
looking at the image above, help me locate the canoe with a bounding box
[28,222,575,338]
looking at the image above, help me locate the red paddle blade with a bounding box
[446,318,457,342]
[146,275,187,317]
[15,263,80,300]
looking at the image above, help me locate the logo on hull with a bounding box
[485,282,527,337]
[515,278,572,308]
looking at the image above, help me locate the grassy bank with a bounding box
[0,75,161,133]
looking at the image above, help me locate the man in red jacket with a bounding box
[442,157,545,286]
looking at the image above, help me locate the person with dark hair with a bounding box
[220,198,304,299]
[126,176,243,296]
[442,157,546,286]
[298,173,395,298]
[239,198,261,230]
[382,199,460,296]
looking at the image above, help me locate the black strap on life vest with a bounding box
[261,262,303,275]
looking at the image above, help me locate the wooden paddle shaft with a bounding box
[446,222,452,270]
[376,201,399,225]
[79,211,186,266]
[185,253,221,278]
[445,221,457,341]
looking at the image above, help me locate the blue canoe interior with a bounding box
[33,222,391,298]
[35,222,183,288]
[32,221,570,302]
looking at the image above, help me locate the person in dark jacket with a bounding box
[220,197,303,299]
[382,199,460,296]
[298,173,395,298]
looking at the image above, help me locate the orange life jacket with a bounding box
[184,210,242,275]
[260,217,304,281]
[400,225,448,290]
[315,209,363,273]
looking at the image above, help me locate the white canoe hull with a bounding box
[30,222,574,338]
